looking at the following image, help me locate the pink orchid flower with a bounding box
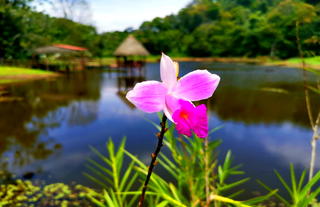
[126,53,220,121]
[172,100,208,138]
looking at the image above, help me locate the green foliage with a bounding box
[97,32,129,57]
[2,0,320,59]
[132,0,320,58]
[85,121,274,206]
[0,1,100,59]
[0,0,29,59]
[266,0,317,58]
[258,164,320,207]
[84,138,139,207]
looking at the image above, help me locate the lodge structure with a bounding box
[113,35,150,68]
[33,44,88,71]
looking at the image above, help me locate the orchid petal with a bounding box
[164,95,193,122]
[164,95,180,121]
[160,53,177,91]
[192,104,208,138]
[126,81,168,113]
[172,100,195,137]
[163,107,173,123]
[173,61,179,77]
[173,70,220,101]
[175,118,192,137]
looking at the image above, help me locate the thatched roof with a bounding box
[114,35,150,56]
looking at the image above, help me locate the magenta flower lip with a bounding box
[172,99,209,138]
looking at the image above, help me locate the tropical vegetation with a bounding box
[1,0,320,59]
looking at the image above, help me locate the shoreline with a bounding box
[88,56,320,70]
[0,66,60,87]
[0,74,60,85]
[165,56,263,64]
[170,57,320,70]
[1,56,319,88]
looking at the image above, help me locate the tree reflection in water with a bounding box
[205,84,318,128]
[120,62,319,129]
[0,71,102,180]
[116,75,146,109]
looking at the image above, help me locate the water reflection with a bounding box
[116,74,145,109]
[0,71,102,179]
[0,63,319,194]
[143,61,318,127]
[209,84,317,127]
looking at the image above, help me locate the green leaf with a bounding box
[290,164,297,198]
[210,194,252,207]
[209,125,224,135]
[256,179,290,206]
[119,161,135,191]
[169,183,182,202]
[144,117,161,131]
[208,139,222,151]
[103,190,118,207]
[159,154,178,178]
[124,150,148,170]
[89,146,112,166]
[84,164,113,185]
[302,187,320,206]
[228,189,245,198]
[299,170,320,199]
[308,85,320,94]
[219,178,250,192]
[274,170,293,196]
[297,170,306,192]
[156,201,170,207]
[86,158,113,178]
[83,172,109,189]
[244,190,278,205]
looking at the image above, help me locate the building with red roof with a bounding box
[33,44,89,71]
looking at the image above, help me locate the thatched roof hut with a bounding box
[114,35,150,56]
[113,35,149,69]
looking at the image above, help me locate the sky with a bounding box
[34,0,191,33]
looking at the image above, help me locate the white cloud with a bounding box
[260,123,315,168]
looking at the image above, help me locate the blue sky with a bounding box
[34,0,191,32]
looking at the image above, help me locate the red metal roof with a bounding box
[53,44,87,51]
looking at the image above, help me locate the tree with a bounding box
[0,0,32,59]
[267,0,317,58]
[49,0,92,24]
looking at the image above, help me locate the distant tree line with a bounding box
[0,0,100,59]
[1,0,320,59]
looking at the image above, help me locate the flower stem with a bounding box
[138,114,167,207]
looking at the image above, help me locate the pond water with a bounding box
[0,62,319,198]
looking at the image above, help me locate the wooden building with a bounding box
[33,44,88,71]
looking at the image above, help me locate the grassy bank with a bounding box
[268,56,320,69]
[0,66,58,85]
[287,56,320,65]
